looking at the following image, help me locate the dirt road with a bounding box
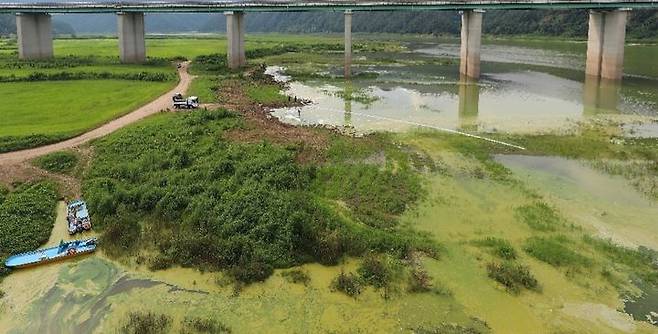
[0,62,194,165]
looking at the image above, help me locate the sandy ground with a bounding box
[0,62,193,166]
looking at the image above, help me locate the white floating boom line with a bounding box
[303,105,527,150]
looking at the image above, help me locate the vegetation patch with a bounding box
[583,236,658,285]
[331,271,363,297]
[473,237,517,260]
[83,108,436,284]
[486,262,540,294]
[120,311,172,334]
[357,253,403,290]
[515,202,563,231]
[280,269,311,285]
[524,236,591,268]
[245,84,288,105]
[0,182,58,264]
[180,316,232,334]
[33,151,79,174]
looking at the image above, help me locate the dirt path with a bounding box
[0,62,194,165]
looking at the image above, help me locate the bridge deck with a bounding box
[1,0,657,13]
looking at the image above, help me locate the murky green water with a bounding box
[271,39,658,135]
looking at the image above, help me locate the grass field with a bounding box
[0,80,172,146]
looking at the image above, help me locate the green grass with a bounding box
[0,182,58,265]
[514,202,563,232]
[33,151,79,174]
[0,80,173,153]
[245,84,287,105]
[524,236,591,268]
[188,75,219,103]
[473,237,517,260]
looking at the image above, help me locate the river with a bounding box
[1,37,657,333]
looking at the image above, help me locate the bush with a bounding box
[33,151,78,174]
[281,269,310,285]
[0,182,58,260]
[180,316,232,334]
[524,236,591,267]
[120,311,172,334]
[486,262,540,294]
[515,202,563,231]
[473,237,517,260]
[83,109,433,283]
[331,271,362,297]
[408,267,434,293]
[357,254,400,289]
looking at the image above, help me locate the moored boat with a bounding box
[67,199,92,235]
[4,238,97,268]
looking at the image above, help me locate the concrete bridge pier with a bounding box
[117,12,146,63]
[459,10,484,79]
[586,9,628,80]
[344,10,353,78]
[225,11,246,69]
[16,13,53,60]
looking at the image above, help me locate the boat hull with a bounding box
[9,248,95,269]
[4,238,97,269]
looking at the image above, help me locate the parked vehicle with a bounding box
[172,93,199,109]
[4,238,98,268]
[67,199,91,235]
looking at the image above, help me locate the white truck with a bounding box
[172,93,199,109]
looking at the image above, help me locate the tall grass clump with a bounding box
[486,262,540,294]
[583,236,658,284]
[331,271,363,297]
[524,236,591,267]
[83,109,435,284]
[180,316,232,334]
[33,151,78,174]
[473,237,517,260]
[515,202,563,231]
[120,311,172,334]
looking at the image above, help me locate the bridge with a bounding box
[3,1,658,80]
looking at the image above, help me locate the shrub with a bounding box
[515,202,563,231]
[486,262,540,294]
[0,182,58,259]
[408,267,434,293]
[83,109,433,283]
[473,237,517,260]
[524,236,591,267]
[120,311,172,334]
[33,151,78,174]
[331,271,362,297]
[180,316,232,334]
[357,254,400,289]
[281,269,311,285]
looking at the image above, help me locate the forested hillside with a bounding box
[0,9,656,38]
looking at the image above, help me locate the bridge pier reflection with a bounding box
[583,75,621,115]
[343,81,353,128]
[458,75,480,131]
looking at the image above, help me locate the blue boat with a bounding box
[4,238,97,268]
[67,199,92,235]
